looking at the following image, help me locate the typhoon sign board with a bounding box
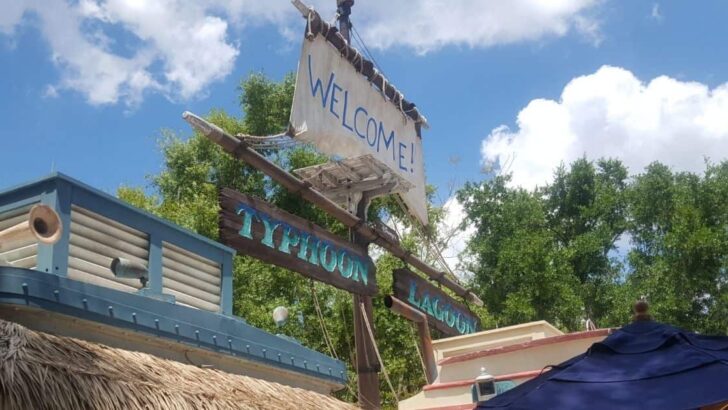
[290,35,428,226]
[219,188,377,295]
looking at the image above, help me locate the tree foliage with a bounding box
[459,158,728,335]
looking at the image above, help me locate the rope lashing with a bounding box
[350,47,364,73]
[341,39,350,59]
[398,92,408,123]
[305,8,315,40]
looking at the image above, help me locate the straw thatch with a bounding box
[0,319,357,409]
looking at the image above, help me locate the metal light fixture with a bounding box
[475,367,496,402]
[110,257,149,287]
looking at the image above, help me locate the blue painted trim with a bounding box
[47,179,71,277]
[0,267,347,385]
[0,195,42,214]
[0,175,58,203]
[36,189,57,274]
[148,234,163,294]
[221,252,233,316]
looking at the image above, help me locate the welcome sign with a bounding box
[290,34,428,226]
[219,188,377,295]
[393,268,480,336]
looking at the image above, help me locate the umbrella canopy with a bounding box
[479,319,728,410]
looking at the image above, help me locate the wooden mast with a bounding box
[334,2,381,407]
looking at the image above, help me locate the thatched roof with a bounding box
[0,319,357,409]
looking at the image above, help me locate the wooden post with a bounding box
[336,0,354,45]
[384,295,437,384]
[351,193,381,408]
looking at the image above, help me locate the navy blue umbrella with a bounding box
[479,316,728,410]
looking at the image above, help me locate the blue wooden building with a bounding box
[0,173,346,394]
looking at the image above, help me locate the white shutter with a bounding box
[0,204,39,269]
[162,242,221,312]
[68,206,149,292]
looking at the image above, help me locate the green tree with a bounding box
[458,174,583,329]
[460,156,728,336]
[627,161,728,334]
[544,158,628,326]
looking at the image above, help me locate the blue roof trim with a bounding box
[0,172,234,255]
[0,267,347,385]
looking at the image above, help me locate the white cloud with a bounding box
[4,0,239,106]
[482,66,728,189]
[0,1,27,35]
[3,0,604,106]
[336,0,603,53]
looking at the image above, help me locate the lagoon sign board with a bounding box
[393,268,480,336]
[290,34,428,226]
[220,188,377,295]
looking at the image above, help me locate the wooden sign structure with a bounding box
[393,268,480,336]
[289,26,428,226]
[219,188,377,296]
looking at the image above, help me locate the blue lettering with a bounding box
[341,90,354,132]
[411,142,415,173]
[235,204,255,239]
[398,142,408,171]
[420,294,433,316]
[354,107,367,139]
[307,54,335,108]
[446,308,456,327]
[431,297,443,321]
[377,123,395,159]
[278,226,300,254]
[353,258,369,286]
[260,216,281,248]
[366,118,378,147]
[308,239,320,265]
[408,281,420,308]
[455,312,466,334]
[329,83,342,119]
[319,243,338,272]
[338,251,354,279]
[297,234,311,261]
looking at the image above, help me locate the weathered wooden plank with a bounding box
[219,188,377,296]
[392,268,481,336]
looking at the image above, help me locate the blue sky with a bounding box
[2,0,728,209]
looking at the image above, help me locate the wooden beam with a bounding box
[182,111,484,307]
[383,295,437,384]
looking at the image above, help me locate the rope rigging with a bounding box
[347,20,467,287]
[359,302,400,402]
[310,280,339,360]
